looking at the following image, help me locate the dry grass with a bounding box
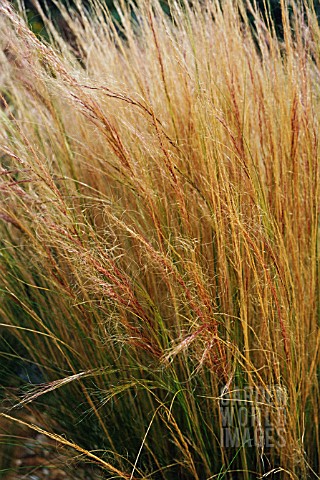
[0,1,319,478]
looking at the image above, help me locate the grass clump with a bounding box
[0,0,319,478]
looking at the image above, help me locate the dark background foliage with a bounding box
[16,1,320,40]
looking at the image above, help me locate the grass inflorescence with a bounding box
[0,1,319,478]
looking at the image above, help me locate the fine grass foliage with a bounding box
[0,0,319,479]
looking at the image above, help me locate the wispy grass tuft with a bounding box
[0,1,319,478]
